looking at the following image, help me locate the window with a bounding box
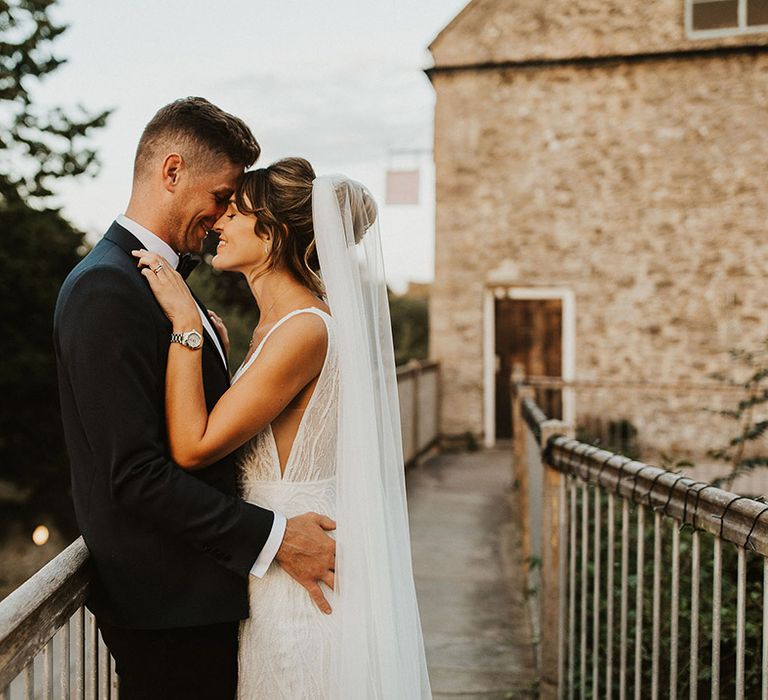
[686,0,768,37]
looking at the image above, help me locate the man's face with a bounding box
[168,159,242,254]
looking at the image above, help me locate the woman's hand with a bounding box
[132,250,200,330]
[207,309,230,357]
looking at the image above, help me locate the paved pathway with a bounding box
[407,448,538,699]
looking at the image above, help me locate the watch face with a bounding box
[186,331,203,349]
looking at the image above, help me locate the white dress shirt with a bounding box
[116,214,286,577]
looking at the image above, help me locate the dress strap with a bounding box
[234,308,332,380]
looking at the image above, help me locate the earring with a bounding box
[264,244,270,255]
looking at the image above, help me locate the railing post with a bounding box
[512,384,535,562]
[412,361,420,464]
[539,419,573,700]
[435,363,442,453]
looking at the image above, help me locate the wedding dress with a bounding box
[235,307,339,699]
[235,176,431,699]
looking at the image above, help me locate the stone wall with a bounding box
[430,50,768,459]
[430,0,768,67]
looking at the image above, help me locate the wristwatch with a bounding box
[170,329,203,350]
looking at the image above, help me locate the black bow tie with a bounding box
[177,254,200,280]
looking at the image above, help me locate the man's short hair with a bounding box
[134,97,260,180]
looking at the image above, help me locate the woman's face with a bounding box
[211,198,270,273]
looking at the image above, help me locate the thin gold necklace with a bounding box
[249,285,293,348]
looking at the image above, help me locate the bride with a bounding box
[132,157,432,698]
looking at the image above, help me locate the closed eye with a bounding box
[213,191,233,205]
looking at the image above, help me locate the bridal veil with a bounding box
[312,176,432,698]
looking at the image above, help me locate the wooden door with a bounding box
[495,298,563,439]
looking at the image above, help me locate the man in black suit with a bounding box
[54,97,336,699]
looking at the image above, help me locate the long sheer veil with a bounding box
[312,175,432,698]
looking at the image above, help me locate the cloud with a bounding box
[212,63,434,167]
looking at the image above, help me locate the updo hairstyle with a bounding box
[234,158,379,297]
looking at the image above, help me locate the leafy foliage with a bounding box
[0,0,110,204]
[0,199,86,536]
[705,344,768,489]
[567,492,765,697]
[0,0,108,539]
[387,288,429,366]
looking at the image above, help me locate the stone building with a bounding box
[428,0,768,467]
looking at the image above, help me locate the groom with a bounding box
[54,97,336,699]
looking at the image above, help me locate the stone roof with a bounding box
[429,0,768,68]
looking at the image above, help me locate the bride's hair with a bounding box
[234,157,323,296]
[234,158,379,296]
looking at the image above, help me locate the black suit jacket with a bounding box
[53,221,274,629]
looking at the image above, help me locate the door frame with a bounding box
[483,286,576,447]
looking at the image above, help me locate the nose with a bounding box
[212,213,226,233]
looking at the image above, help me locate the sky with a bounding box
[35,0,469,291]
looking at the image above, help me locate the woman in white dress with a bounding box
[133,158,431,699]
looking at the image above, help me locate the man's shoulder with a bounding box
[55,238,149,325]
[61,239,138,296]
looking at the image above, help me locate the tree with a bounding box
[1,0,110,204]
[0,0,109,539]
[388,288,429,366]
[0,201,86,534]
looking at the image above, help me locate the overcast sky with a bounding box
[37,0,469,290]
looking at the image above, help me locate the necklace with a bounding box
[248,285,293,348]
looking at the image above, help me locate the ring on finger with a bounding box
[153,264,164,273]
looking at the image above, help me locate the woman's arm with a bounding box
[168,312,327,468]
[132,249,327,470]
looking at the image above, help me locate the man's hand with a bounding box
[276,512,336,614]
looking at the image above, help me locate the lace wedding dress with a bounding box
[231,176,431,699]
[234,307,339,699]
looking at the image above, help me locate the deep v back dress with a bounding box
[232,307,339,699]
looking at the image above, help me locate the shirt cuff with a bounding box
[249,511,286,578]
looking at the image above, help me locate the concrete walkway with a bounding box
[407,448,538,699]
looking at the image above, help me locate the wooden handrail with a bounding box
[0,537,89,689]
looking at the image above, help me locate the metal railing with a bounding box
[523,375,751,485]
[514,384,768,700]
[0,538,117,699]
[0,360,440,697]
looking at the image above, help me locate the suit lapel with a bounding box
[188,287,229,376]
[104,221,144,258]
